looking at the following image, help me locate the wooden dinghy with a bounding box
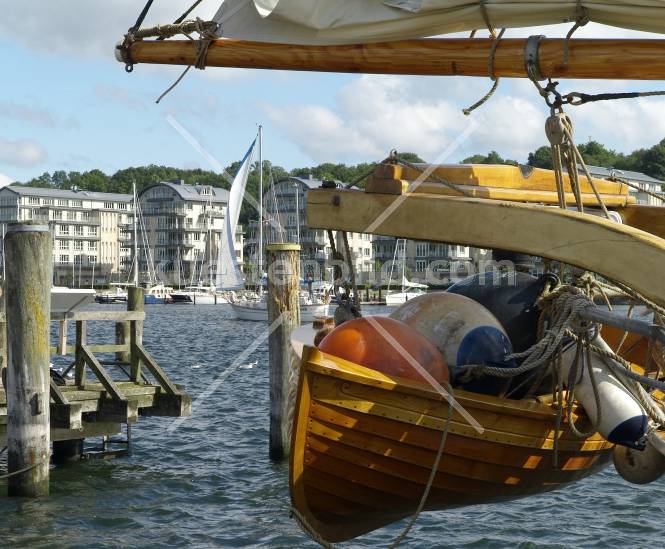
[291,347,614,543]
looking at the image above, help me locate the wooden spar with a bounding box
[267,243,301,461]
[122,38,665,80]
[5,222,52,497]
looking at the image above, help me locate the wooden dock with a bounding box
[0,301,191,456]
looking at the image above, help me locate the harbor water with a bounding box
[1,304,664,548]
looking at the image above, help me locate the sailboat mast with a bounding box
[258,124,263,282]
[295,182,300,245]
[133,180,139,287]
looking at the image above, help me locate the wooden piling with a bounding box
[4,222,52,496]
[267,243,301,461]
[115,321,130,363]
[128,287,144,382]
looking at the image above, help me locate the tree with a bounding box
[527,146,553,169]
[462,151,518,165]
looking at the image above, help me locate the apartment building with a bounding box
[246,176,374,282]
[0,186,133,286]
[372,236,475,286]
[137,180,243,287]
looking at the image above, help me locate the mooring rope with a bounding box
[0,457,49,481]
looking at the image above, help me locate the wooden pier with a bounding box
[0,225,190,494]
[0,304,191,454]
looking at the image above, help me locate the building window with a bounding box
[58,199,68,207]
[71,200,82,207]
[73,255,82,264]
[67,211,77,221]
[118,203,127,210]
[74,226,83,236]
[416,260,427,271]
[59,226,69,236]
[104,202,115,209]
[28,197,39,205]
[416,243,427,257]
[89,227,98,236]
[364,248,370,256]
[59,254,69,264]
[81,211,91,221]
[58,240,69,250]
[88,255,97,264]
[194,233,200,241]
[43,198,54,205]
[88,241,98,251]
[74,241,83,251]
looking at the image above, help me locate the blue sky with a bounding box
[1,1,664,186]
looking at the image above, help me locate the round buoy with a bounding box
[318,316,448,384]
[447,272,555,353]
[613,440,665,484]
[389,293,514,395]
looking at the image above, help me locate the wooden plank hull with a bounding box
[291,348,613,543]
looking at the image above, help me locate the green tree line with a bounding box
[12,139,665,225]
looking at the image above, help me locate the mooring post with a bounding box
[128,286,144,382]
[5,222,52,496]
[0,289,6,389]
[267,243,301,461]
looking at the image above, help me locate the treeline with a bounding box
[463,138,665,181]
[13,139,665,225]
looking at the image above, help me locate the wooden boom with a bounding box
[121,38,665,80]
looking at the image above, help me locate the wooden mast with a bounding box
[119,38,665,80]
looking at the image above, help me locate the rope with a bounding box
[563,4,589,65]
[394,157,472,198]
[341,231,361,313]
[463,28,505,116]
[388,384,454,549]
[608,173,665,205]
[0,457,49,481]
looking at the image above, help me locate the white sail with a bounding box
[216,138,257,290]
[214,0,665,44]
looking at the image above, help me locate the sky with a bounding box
[1,1,664,186]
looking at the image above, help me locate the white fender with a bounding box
[560,336,648,449]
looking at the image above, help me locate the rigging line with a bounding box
[563,3,589,65]
[131,0,155,32]
[565,90,665,106]
[160,0,207,40]
[610,173,665,205]
[463,27,505,116]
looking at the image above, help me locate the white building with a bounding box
[137,180,244,287]
[0,186,133,286]
[248,176,374,282]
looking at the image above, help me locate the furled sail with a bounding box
[216,138,256,290]
[213,0,665,44]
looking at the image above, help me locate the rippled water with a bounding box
[1,304,664,548]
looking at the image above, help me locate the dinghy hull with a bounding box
[290,348,614,543]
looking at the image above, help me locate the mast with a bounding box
[133,180,139,287]
[121,38,665,81]
[294,182,300,245]
[258,124,263,284]
[401,239,406,293]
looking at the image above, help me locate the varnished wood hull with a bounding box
[290,348,613,543]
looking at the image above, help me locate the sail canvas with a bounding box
[216,138,256,290]
[214,0,665,44]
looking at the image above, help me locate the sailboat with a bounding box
[230,127,331,322]
[385,239,427,307]
[117,2,665,544]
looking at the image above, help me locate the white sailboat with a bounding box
[385,239,427,306]
[231,127,330,322]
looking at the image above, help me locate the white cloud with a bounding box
[0,138,48,167]
[0,173,15,187]
[0,1,217,59]
[265,67,665,165]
